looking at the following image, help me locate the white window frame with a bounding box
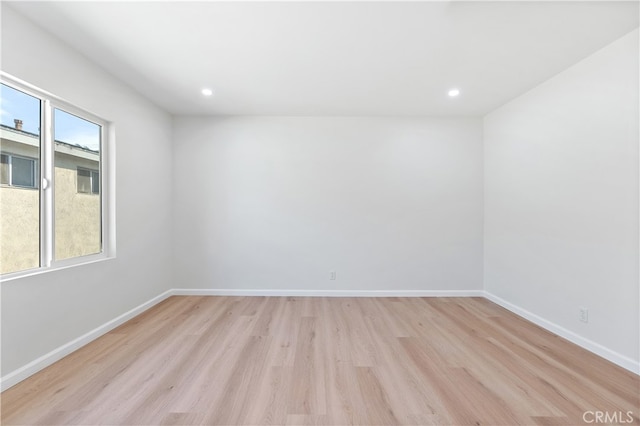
[0,72,116,281]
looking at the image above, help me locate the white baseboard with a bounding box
[0,289,173,392]
[484,292,640,375]
[3,288,637,392]
[172,288,485,298]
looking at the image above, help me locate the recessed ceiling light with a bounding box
[201,88,214,97]
[448,88,460,97]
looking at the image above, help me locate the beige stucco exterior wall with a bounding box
[0,132,100,274]
[0,185,40,273]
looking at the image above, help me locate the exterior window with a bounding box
[0,74,112,277]
[0,154,38,189]
[11,156,37,188]
[77,168,99,195]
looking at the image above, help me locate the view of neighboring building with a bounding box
[0,120,101,274]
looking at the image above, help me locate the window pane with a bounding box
[0,84,41,274]
[91,170,100,194]
[0,154,9,185]
[11,156,36,188]
[54,108,101,260]
[77,168,91,194]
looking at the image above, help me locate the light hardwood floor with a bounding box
[2,296,639,425]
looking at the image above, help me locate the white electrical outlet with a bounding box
[330,271,336,280]
[579,307,589,323]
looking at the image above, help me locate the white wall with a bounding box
[173,116,483,293]
[484,29,639,366]
[1,6,174,376]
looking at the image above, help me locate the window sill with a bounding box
[0,254,115,283]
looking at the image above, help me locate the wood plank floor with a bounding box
[2,296,639,425]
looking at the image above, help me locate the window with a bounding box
[77,168,99,195]
[12,156,38,188]
[54,108,102,261]
[0,73,112,277]
[0,153,39,188]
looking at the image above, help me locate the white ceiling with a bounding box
[6,1,639,116]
